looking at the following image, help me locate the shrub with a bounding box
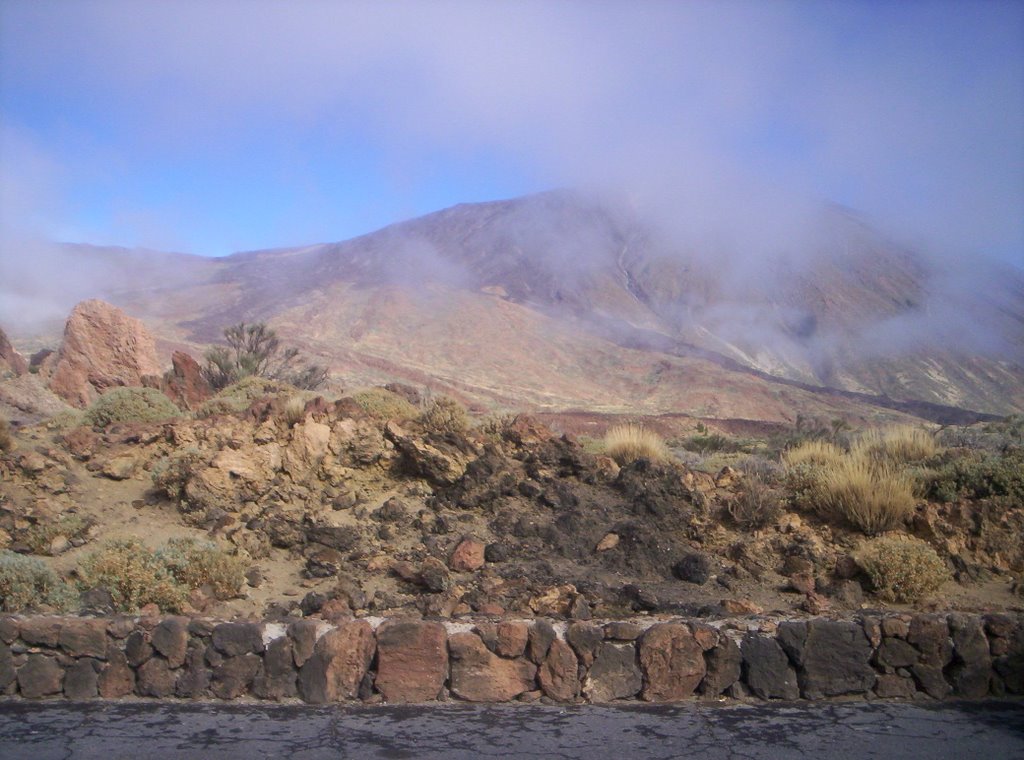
[603,424,669,465]
[203,322,327,391]
[23,514,92,555]
[727,476,784,530]
[282,395,310,427]
[923,449,1024,503]
[477,413,518,442]
[855,536,951,603]
[151,447,203,500]
[813,456,917,535]
[783,440,845,469]
[195,375,294,418]
[419,396,469,436]
[351,387,418,421]
[76,539,189,613]
[0,551,73,612]
[156,538,246,600]
[852,426,941,465]
[680,432,751,454]
[0,417,11,453]
[83,387,181,428]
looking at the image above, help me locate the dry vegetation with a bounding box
[82,387,181,428]
[603,424,669,465]
[855,536,951,603]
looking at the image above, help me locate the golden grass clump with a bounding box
[783,439,845,469]
[813,456,917,535]
[852,426,942,465]
[603,424,669,466]
[855,536,950,603]
[282,395,308,427]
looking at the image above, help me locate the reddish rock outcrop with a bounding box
[46,300,162,407]
[161,351,213,410]
[538,639,579,702]
[0,327,28,376]
[297,620,375,703]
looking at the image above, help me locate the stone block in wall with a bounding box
[375,620,448,703]
[908,614,953,698]
[19,617,62,648]
[58,619,108,659]
[98,648,134,698]
[18,654,63,698]
[298,620,374,704]
[874,673,917,698]
[993,620,1024,695]
[125,631,153,667]
[175,646,212,699]
[64,658,100,700]
[137,656,177,698]
[604,622,644,642]
[449,631,537,702]
[527,620,556,664]
[701,636,742,697]
[875,638,919,669]
[212,622,265,657]
[289,619,320,667]
[741,633,798,700]
[566,623,603,668]
[639,624,705,702]
[777,620,875,699]
[212,654,262,699]
[583,642,641,703]
[539,638,579,702]
[0,642,15,692]
[253,637,297,700]
[0,616,20,644]
[151,617,189,669]
[947,614,992,698]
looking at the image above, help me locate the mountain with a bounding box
[4,191,1023,422]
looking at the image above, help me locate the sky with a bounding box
[0,0,1022,262]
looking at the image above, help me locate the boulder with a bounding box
[741,634,799,700]
[175,647,212,698]
[947,613,992,698]
[908,614,953,699]
[639,624,706,701]
[375,621,448,703]
[0,327,28,376]
[777,620,875,699]
[58,618,108,659]
[136,656,177,697]
[98,649,135,698]
[874,674,917,698]
[539,639,579,702]
[162,351,213,410]
[151,617,190,669]
[64,658,100,700]
[566,623,604,668]
[527,620,556,665]
[212,622,265,657]
[701,636,742,697]
[253,637,297,700]
[46,300,162,407]
[448,632,536,702]
[212,654,262,699]
[583,642,642,702]
[298,620,375,703]
[450,538,486,572]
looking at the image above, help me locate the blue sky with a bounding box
[1,0,1022,262]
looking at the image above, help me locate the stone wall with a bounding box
[0,612,1021,703]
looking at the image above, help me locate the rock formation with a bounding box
[44,300,162,407]
[0,327,28,377]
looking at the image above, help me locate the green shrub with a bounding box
[0,417,11,453]
[151,447,203,500]
[603,424,669,465]
[855,536,951,603]
[202,322,328,391]
[351,387,418,421]
[23,514,92,555]
[0,551,74,611]
[76,539,188,613]
[924,449,1024,503]
[157,537,246,600]
[83,387,181,428]
[679,433,749,454]
[419,396,469,435]
[195,375,294,418]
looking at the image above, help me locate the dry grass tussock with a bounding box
[0,417,11,453]
[852,426,941,464]
[783,439,845,468]
[603,424,669,465]
[814,456,917,534]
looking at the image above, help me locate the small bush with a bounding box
[151,447,203,500]
[76,539,188,613]
[419,396,469,436]
[157,538,246,600]
[852,426,941,465]
[924,449,1024,503]
[603,424,669,465]
[727,476,783,530]
[195,376,294,418]
[23,514,92,555]
[813,456,917,535]
[352,387,418,421]
[680,432,749,454]
[0,551,73,611]
[0,417,11,453]
[783,440,845,469]
[855,536,951,603]
[477,413,518,442]
[282,395,309,427]
[83,387,181,428]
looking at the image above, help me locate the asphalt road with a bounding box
[0,700,1021,760]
